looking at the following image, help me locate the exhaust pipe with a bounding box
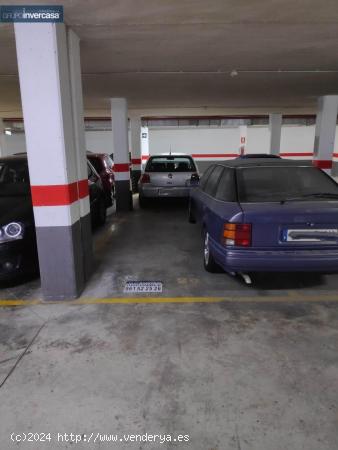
[227,271,252,285]
[239,273,252,285]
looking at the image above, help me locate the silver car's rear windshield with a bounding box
[236,166,338,202]
[146,156,196,172]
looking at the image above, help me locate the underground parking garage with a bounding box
[2,2,338,449]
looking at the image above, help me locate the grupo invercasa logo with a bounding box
[0,5,63,22]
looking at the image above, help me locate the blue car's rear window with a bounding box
[237,166,338,202]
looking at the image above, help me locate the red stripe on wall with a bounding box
[131,158,142,164]
[31,179,89,207]
[313,160,333,169]
[192,153,239,158]
[280,152,313,157]
[141,153,239,160]
[138,152,336,164]
[114,163,130,172]
[140,152,316,160]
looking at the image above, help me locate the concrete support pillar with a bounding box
[15,23,91,300]
[111,98,133,211]
[141,126,149,167]
[67,29,93,280]
[130,116,142,192]
[269,113,282,155]
[0,119,5,157]
[313,95,338,174]
[239,125,247,155]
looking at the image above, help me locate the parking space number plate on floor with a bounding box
[124,281,163,293]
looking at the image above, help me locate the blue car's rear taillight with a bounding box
[223,223,252,247]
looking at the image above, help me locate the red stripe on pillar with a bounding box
[31,179,89,206]
[131,158,142,164]
[333,153,338,158]
[114,163,130,172]
[78,179,89,199]
[31,182,79,206]
[313,160,333,169]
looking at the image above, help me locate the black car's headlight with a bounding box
[0,222,24,243]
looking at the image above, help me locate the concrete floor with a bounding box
[1,198,338,449]
[1,298,338,449]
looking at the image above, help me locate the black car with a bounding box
[87,159,108,226]
[0,155,107,281]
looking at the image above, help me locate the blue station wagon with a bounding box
[189,158,338,279]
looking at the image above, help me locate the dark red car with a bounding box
[87,152,115,207]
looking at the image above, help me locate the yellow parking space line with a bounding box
[71,296,226,305]
[71,294,338,304]
[0,299,40,306]
[0,293,338,307]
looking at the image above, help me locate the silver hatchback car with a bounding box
[138,154,199,207]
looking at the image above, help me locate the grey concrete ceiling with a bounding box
[1,0,338,116]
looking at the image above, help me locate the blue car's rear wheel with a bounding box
[188,198,196,223]
[203,231,221,273]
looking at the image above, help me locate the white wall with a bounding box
[149,127,239,157]
[246,126,270,154]
[85,130,113,154]
[2,131,114,156]
[2,133,26,155]
[280,125,315,156]
[1,131,114,156]
[245,124,317,158]
[148,125,319,159]
[3,125,338,161]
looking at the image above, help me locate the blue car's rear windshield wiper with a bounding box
[281,193,338,204]
[280,192,338,204]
